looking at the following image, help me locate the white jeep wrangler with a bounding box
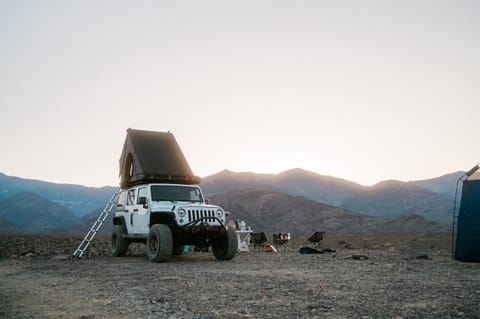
[111,183,237,262]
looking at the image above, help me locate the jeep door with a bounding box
[132,186,149,234]
[124,188,136,233]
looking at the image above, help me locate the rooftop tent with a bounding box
[119,129,201,188]
[454,170,480,262]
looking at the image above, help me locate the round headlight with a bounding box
[216,209,224,218]
[178,209,186,217]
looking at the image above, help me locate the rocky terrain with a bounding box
[1,232,479,318]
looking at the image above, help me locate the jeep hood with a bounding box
[149,202,220,212]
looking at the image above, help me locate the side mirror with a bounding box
[138,197,148,208]
[205,199,209,204]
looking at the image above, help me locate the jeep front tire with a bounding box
[147,224,173,262]
[111,225,129,257]
[212,227,237,261]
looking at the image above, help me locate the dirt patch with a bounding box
[1,232,479,318]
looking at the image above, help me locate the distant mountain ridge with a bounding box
[0,172,117,217]
[201,168,364,206]
[0,169,462,233]
[201,168,457,223]
[210,188,367,233]
[342,180,452,222]
[209,189,447,233]
[0,192,79,233]
[409,171,464,199]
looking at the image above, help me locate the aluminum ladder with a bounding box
[72,190,120,258]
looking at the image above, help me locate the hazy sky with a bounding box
[1,0,479,187]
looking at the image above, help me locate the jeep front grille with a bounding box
[187,209,216,223]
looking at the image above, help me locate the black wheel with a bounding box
[172,245,184,256]
[111,225,129,257]
[212,228,237,261]
[147,224,173,262]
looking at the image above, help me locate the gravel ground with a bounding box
[0,233,479,319]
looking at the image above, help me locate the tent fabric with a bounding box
[119,129,201,188]
[455,179,480,262]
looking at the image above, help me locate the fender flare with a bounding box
[112,216,127,233]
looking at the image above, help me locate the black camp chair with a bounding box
[308,231,325,247]
[250,232,268,251]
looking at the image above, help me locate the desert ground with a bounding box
[1,232,479,319]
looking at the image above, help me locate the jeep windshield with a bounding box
[150,185,204,203]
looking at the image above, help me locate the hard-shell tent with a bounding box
[119,129,201,188]
[455,170,480,262]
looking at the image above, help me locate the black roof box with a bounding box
[119,129,201,188]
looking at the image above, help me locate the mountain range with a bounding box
[208,189,445,233]
[201,168,461,223]
[0,169,462,234]
[0,172,116,217]
[0,192,78,233]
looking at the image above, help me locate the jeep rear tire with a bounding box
[147,224,173,262]
[111,225,129,257]
[212,227,237,260]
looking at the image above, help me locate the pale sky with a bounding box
[1,0,479,187]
